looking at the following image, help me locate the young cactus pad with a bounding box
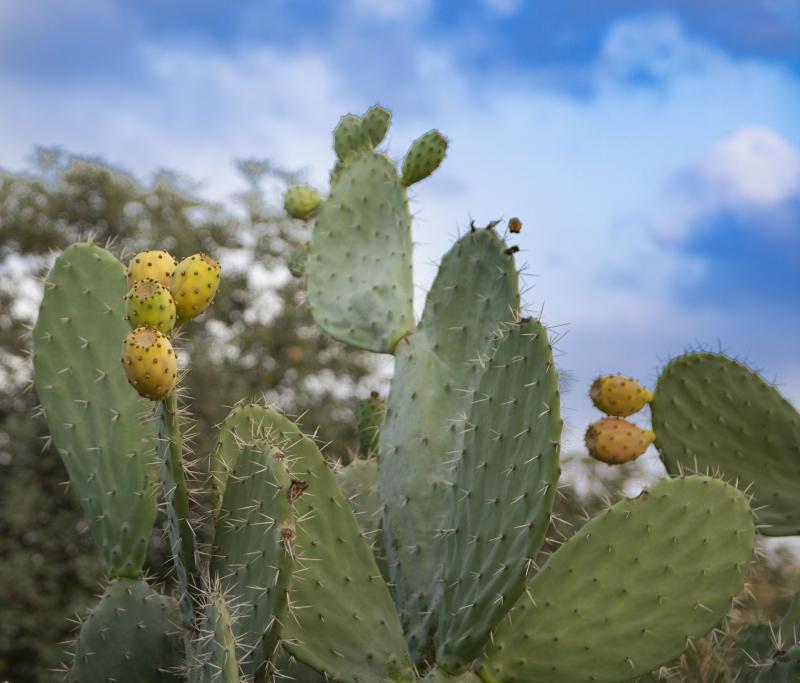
[379,228,520,662]
[68,578,183,683]
[478,476,755,683]
[307,151,414,353]
[401,130,448,186]
[196,590,241,683]
[242,407,414,683]
[33,243,158,578]
[436,318,562,671]
[652,353,800,536]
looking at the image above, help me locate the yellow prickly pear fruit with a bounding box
[284,185,322,220]
[508,217,523,234]
[125,279,176,334]
[126,250,177,287]
[590,373,653,417]
[585,417,655,465]
[121,326,178,401]
[170,253,221,324]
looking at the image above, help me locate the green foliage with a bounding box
[653,352,800,536]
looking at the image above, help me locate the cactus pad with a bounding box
[585,417,655,465]
[652,353,800,536]
[590,373,653,417]
[69,578,183,682]
[170,253,222,324]
[284,185,322,220]
[127,249,177,287]
[33,243,158,578]
[437,318,562,671]
[210,436,294,675]
[362,105,391,148]
[401,130,448,186]
[196,590,241,683]
[243,407,413,683]
[379,228,520,662]
[125,279,177,333]
[356,391,386,456]
[122,325,178,401]
[478,476,754,683]
[307,152,414,353]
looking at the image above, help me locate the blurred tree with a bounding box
[0,150,379,681]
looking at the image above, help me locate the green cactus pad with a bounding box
[196,591,241,683]
[334,113,370,162]
[68,578,183,682]
[652,353,800,536]
[478,476,755,683]
[437,318,562,671]
[287,244,307,278]
[401,130,448,186]
[379,229,520,662]
[424,669,482,683]
[33,243,158,578]
[356,391,386,456]
[307,152,414,353]
[210,437,294,676]
[336,457,388,579]
[755,647,800,683]
[241,407,413,683]
[362,105,392,148]
[284,184,322,221]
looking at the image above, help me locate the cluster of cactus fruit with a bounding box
[29,105,799,682]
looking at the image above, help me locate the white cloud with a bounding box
[659,125,800,240]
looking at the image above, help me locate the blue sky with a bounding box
[1,0,799,452]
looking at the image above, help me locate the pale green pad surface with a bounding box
[240,407,413,683]
[210,437,293,676]
[379,229,520,662]
[653,353,800,536]
[196,592,240,683]
[307,152,414,353]
[69,578,183,682]
[437,318,561,671]
[479,476,754,683]
[33,243,158,578]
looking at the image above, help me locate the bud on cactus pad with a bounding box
[585,417,654,464]
[362,104,391,147]
[401,129,448,186]
[125,279,176,334]
[170,253,221,324]
[284,184,322,220]
[590,373,653,417]
[508,216,522,233]
[126,250,177,287]
[121,326,178,401]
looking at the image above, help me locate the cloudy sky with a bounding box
[1,0,798,450]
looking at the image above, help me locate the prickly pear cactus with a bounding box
[652,353,800,535]
[33,243,159,578]
[437,317,562,671]
[590,373,653,417]
[121,326,178,400]
[585,416,655,465]
[68,578,183,683]
[125,278,177,333]
[379,227,520,662]
[171,253,222,324]
[356,391,386,456]
[401,130,448,186]
[478,476,755,683]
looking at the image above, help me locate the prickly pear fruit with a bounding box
[362,105,391,147]
[585,417,654,464]
[333,114,369,162]
[121,326,178,401]
[124,279,177,334]
[284,185,322,220]
[126,250,177,287]
[401,129,448,186]
[356,391,385,457]
[590,373,653,417]
[288,245,307,278]
[170,253,221,324]
[508,216,522,234]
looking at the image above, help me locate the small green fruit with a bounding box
[284,185,322,220]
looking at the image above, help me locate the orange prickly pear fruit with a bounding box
[585,417,655,465]
[121,326,178,401]
[590,374,653,417]
[508,217,522,234]
[170,253,221,324]
[125,279,176,334]
[126,250,177,287]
